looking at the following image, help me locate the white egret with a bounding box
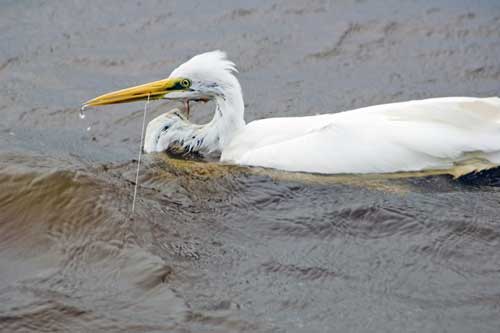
[83,50,500,175]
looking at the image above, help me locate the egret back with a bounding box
[221,97,500,174]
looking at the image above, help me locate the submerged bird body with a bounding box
[84,51,500,175]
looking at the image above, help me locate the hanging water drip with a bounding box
[79,105,87,119]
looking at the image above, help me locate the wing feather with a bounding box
[222,97,500,174]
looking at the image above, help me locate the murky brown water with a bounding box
[1,1,500,332]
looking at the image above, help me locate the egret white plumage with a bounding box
[83,50,500,175]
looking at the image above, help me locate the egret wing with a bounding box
[223,97,500,174]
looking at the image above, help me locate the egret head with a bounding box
[83,51,245,156]
[82,50,241,108]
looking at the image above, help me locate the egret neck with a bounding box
[144,91,245,154]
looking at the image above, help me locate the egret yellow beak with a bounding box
[82,77,187,107]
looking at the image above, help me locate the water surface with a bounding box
[1,1,500,332]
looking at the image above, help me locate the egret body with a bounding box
[83,51,500,175]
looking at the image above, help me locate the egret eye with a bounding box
[180,79,191,88]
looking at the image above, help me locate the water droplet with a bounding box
[86,126,91,131]
[80,105,87,119]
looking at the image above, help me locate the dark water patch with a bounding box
[267,203,420,240]
[458,166,500,186]
[260,261,338,281]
